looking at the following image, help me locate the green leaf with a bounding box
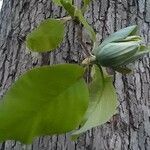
[75,9,96,42]
[84,65,104,121]
[26,19,65,52]
[93,25,138,55]
[72,73,118,135]
[0,64,89,143]
[60,0,75,17]
[71,65,103,140]
[52,0,72,6]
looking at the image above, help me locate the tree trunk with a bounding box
[0,0,150,149]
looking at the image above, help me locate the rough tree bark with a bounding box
[0,0,150,150]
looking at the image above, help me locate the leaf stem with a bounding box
[98,65,104,80]
[80,40,93,57]
[82,55,96,66]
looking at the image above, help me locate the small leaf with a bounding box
[26,19,65,52]
[72,73,118,135]
[75,9,96,42]
[0,64,89,143]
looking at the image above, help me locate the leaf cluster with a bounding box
[0,0,149,144]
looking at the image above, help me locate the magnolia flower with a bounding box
[93,25,149,70]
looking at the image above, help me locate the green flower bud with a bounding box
[93,25,150,68]
[93,25,138,55]
[96,41,140,67]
